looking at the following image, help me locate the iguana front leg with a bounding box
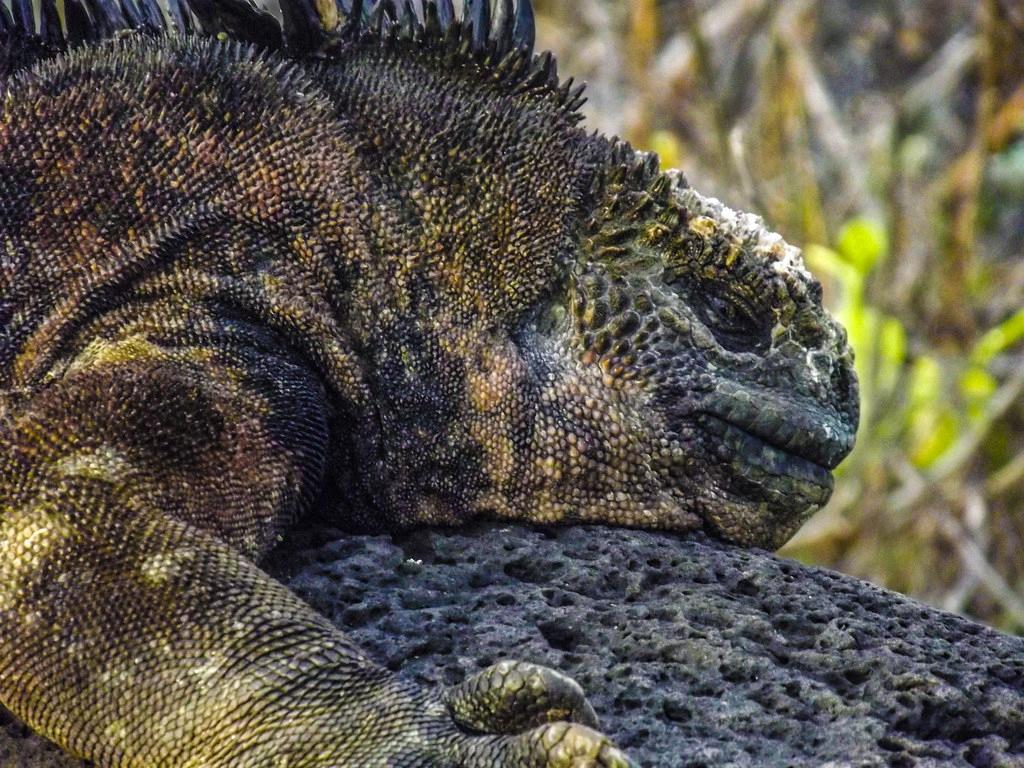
[0,343,631,766]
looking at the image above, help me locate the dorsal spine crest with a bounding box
[0,0,588,116]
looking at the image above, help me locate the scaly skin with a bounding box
[0,2,857,765]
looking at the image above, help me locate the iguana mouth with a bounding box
[702,415,833,501]
[702,386,854,470]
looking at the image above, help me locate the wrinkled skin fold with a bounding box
[0,2,857,765]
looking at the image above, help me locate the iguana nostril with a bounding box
[831,348,860,417]
[810,350,830,368]
[809,350,833,380]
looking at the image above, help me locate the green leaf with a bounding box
[906,356,959,468]
[970,308,1024,367]
[875,317,907,398]
[910,410,959,469]
[836,217,888,275]
[960,365,998,423]
[648,131,683,172]
[960,366,998,400]
[908,355,941,409]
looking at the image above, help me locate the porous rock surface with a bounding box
[3,523,1023,767]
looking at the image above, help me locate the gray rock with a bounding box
[4,523,1023,767]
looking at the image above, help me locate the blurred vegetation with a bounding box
[534,0,1024,633]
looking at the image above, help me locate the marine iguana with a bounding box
[0,0,858,764]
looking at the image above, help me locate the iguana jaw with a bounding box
[625,390,844,549]
[695,413,836,543]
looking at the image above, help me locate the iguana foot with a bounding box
[442,661,635,767]
[445,661,600,733]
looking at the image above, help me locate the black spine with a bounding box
[512,0,533,54]
[344,0,364,37]
[464,0,489,51]
[435,0,454,30]
[277,0,323,51]
[0,0,577,120]
[11,0,36,35]
[493,0,512,58]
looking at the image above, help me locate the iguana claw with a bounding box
[440,661,636,767]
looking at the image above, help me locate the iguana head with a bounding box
[512,148,859,549]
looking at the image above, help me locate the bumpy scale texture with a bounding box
[0,1,857,765]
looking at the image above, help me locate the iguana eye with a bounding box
[689,285,771,354]
[703,294,746,333]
